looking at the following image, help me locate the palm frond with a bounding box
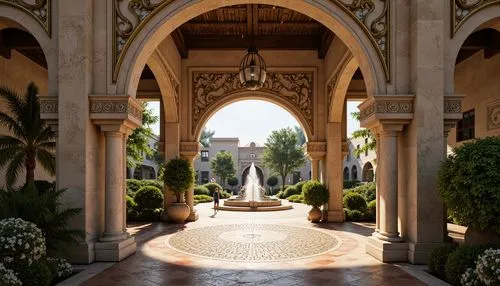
[36,141,56,151]
[0,86,24,120]
[0,147,23,167]
[0,112,25,140]
[6,151,26,186]
[36,149,56,176]
[35,126,55,145]
[0,135,24,149]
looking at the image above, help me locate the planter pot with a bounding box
[308,206,322,223]
[167,203,190,223]
[464,226,500,246]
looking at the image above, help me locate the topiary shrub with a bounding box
[194,185,210,196]
[16,259,52,286]
[429,244,457,281]
[347,209,364,221]
[163,158,194,203]
[134,186,163,210]
[203,182,223,196]
[294,180,308,194]
[267,176,278,194]
[302,181,329,208]
[438,136,500,233]
[343,192,367,212]
[126,179,142,194]
[445,245,489,285]
[343,208,350,221]
[284,185,300,198]
[220,191,231,199]
[287,194,304,203]
[142,180,163,190]
[343,180,362,189]
[137,208,162,222]
[227,177,238,188]
[194,195,213,204]
[126,195,137,210]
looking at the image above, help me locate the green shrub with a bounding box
[347,209,364,221]
[267,176,278,189]
[194,185,210,195]
[302,181,329,208]
[294,180,308,194]
[445,245,489,285]
[126,179,142,194]
[46,257,72,282]
[136,208,162,222]
[367,199,376,217]
[203,182,223,196]
[343,208,350,220]
[17,260,53,286]
[194,195,213,204]
[163,158,194,202]
[126,195,137,210]
[143,180,163,190]
[344,180,361,189]
[429,244,458,281]
[275,190,284,199]
[284,186,300,198]
[438,136,500,232]
[343,182,376,202]
[343,192,367,212]
[287,194,304,203]
[227,177,238,188]
[221,191,231,199]
[127,209,139,222]
[134,186,163,210]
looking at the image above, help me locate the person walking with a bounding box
[213,187,220,212]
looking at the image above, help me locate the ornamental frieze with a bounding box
[452,0,500,36]
[89,96,143,122]
[39,97,58,114]
[112,0,390,81]
[359,96,414,121]
[191,70,314,135]
[487,101,500,130]
[0,0,51,35]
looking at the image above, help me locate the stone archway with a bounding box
[113,0,389,100]
[343,167,349,181]
[241,165,264,187]
[362,162,374,182]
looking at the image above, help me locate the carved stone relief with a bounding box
[452,0,500,36]
[112,0,390,81]
[487,101,500,130]
[89,96,143,122]
[0,0,51,35]
[359,98,414,121]
[191,70,314,135]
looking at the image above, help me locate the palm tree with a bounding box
[0,83,55,186]
[200,127,215,148]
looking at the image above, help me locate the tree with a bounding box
[227,176,238,191]
[127,103,158,168]
[200,128,215,148]
[351,111,376,157]
[263,128,306,192]
[266,175,278,195]
[0,83,55,186]
[210,151,236,189]
[294,125,306,147]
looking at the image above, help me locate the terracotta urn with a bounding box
[308,206,322,223]
[167,203,190,223]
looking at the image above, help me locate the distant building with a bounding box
[194,138,311,191]
[342,137,376,182]
[127,134,160,180]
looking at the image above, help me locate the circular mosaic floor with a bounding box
[167,224,340,262]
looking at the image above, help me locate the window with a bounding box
[201,171,209,184]
[356,145,360,158]
[201,150,209,162]
[456,109,475,142]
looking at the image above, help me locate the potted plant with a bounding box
[163,158,194,223]
[302,181,329,222]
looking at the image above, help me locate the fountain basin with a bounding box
[220,197,293,211]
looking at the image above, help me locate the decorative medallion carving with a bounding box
[359,99,413,121]
[451,0,500,36]
[0,0,51,35]
[444,99,463,114]
[89,96,143,123]
[39,97,58,114]
[112,0,390,82]
[487,101,500,130]
[358,95,414,130]
[191,70,314,135]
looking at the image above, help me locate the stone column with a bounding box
[374,132,381,233]
[310,159,320,181]
[325,123,344,222]
[163,122,181,217]
[305,142,326,182]
[180,141,200,222]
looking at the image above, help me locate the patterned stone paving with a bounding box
[167,224,339,261]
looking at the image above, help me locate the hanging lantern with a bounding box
[238,45,267,90]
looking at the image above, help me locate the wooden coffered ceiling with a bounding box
[171,4,335,59]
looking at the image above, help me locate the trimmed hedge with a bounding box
[295,181,308,194]
[429,244,458,281]
[203,182,223,195]
[347,209,364,221]
[126,179,163,197]
[126,195,137,209]
[194,194,213,204]
[134,186,163,210]
[194,185,210,195]
[343,182,376,202]
[283,185,301,198]
[445,245,489,286]
[366,199,376,221]
[343,192,367,213]
[343,180,362,189]
[287,194,304,203]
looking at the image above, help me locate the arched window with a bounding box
[351,165,358,181]
[362,162,374,182]
[343,167,349,181]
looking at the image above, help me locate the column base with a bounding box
[95,236,136,262]
[186,210,199,222]
[408,242,443,264]
[67,241,96,264]
[326,210,344,222]
[366,235,408,262]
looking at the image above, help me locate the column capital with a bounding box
[359,95,414,131]
[90,95,143,133]
[180,141,201,160]
[304,141,327,160]
[444,94,465,136]
[39,95,58,134]
[341,140,349,157]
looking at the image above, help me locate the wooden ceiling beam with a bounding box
[171,29,188,58]
[185,35,320,50]
[252,4,258,37]
[246,4,253,36]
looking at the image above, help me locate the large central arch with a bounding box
[114,0,388,99]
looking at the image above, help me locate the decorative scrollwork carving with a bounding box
[90,99,143,122]
[112,0,390,82]
[452,0,500,36]
[0,0,51,35]
[487,101,500,130]
[165,68,180,112]
[191,70,314,135]
[359,98,413,121]
[444,100,462,114]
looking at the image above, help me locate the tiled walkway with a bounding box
[81,203,429,285]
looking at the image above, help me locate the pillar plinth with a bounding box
[180,141,201,222]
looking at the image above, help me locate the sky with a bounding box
[148,100,361,145]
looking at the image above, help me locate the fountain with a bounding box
[219,163,292,211]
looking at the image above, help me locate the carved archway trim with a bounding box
[190,67,315,138]
[112,0,390,82]
[451,0,500,36]
[0,0,51,36]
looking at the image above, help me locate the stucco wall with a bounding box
[0,42,53,187]
[448,50,500,147]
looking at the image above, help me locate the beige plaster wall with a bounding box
[0,48,53,187]
[448,51,500,146]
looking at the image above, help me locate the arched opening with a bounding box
[351,165,358,181]
[241,165,264,187]
[343,167,349,182]
[362,162,374,182]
